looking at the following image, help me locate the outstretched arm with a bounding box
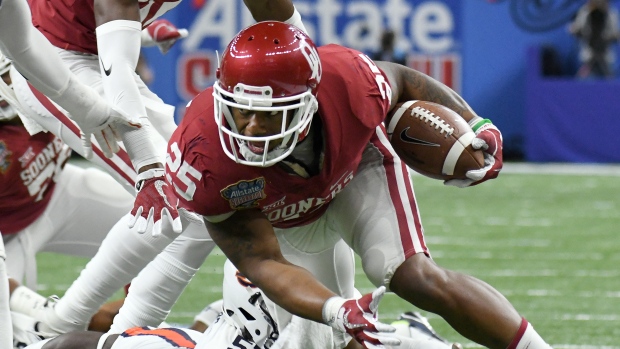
[207,209,332,322]
[206,210,399,348]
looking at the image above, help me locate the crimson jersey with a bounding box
[0,125,71,235]
[29,0,181,55]
[166,45,391,228]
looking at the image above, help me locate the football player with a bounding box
[12,0,313,338]
[0,54,135,291]
[158,21,551,349]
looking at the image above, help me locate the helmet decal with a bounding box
[300,39,321,86]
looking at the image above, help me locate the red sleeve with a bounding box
[319,45,392,129]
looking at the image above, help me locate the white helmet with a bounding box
[213,21,321,167]
[0,52,17,121]
[221,260,279,348]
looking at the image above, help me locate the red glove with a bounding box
[323,287,400,348]
[142,19,188,54]
[445,117,503,188]
[128,168,182,237]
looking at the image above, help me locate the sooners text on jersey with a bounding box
[0,125,71,235]
[166,45,392,228]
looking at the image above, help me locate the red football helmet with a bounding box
[213,21,321,167]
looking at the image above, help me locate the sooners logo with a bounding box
[300,40,322,84]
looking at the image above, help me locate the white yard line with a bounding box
[499,162,620,176]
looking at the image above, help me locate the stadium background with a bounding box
[142,0,620,164]
[36,1,620,348]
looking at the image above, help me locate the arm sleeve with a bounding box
[96,20,162,170]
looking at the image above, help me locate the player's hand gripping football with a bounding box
[323,286,401,349]
[79,105,142,160]
[141,19,188,54]
[445,116,503,188]
[128,168,182,238]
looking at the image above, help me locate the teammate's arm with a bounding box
[376,61,479,123]
[244,0,295,21]
[205,209,333,322]
[94,0,161,173]
[244,0,308,34]
[94,0,140,23]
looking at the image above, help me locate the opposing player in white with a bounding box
[20,259,457,349]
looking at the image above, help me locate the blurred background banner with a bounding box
[143,0,463,124]
[143,0,620,163]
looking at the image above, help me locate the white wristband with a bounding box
[135,168,165,190]
[284,6,309,35]
[322,296,347,330]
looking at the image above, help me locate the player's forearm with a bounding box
[117,122,163,172]
[96,20,162,172]
[243,258,336,323]
[244,0,294,22]
[385,62,479,123]
[94,0,140,25]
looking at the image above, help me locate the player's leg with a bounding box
[37,164,134,258]
[32,211,181,334]
[334,131,551,349]
[108,220,214,333]
[4,164,134,289]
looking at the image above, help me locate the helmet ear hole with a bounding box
[239,307,256,321]
[274,39,280,45]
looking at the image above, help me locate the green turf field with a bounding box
[35,166,620,347]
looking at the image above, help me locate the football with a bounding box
[386,100,485,181]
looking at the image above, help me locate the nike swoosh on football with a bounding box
[99,57,112,76]
[400,127,440,146]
